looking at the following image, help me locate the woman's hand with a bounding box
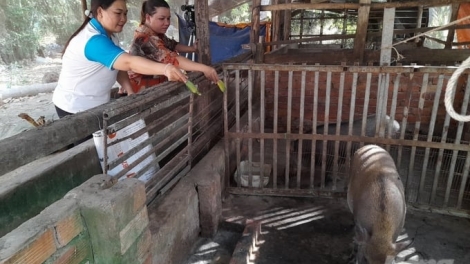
[202,66,219,84]
[163,64,188,83]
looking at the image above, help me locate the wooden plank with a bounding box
[195,0,211,64]
[261,0,470,11]
[264,48,470,65]
[446,3,461,49]
[264,24,470,47]
[353,0,371,63]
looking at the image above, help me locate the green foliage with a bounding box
[0,0,83,64]
[218,3,251,24]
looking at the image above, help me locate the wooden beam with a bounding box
[262,24,470,47]
[261,0,470,11]
[264,48,470,65]
[353,0,371,63]
[446,3,461,49]
[195,0,211,64]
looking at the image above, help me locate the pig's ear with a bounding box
[354,224,370,245]
[394,239,413,254]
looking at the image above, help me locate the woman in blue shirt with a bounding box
[53,0,188,116]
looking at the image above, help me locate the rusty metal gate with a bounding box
[223,63,470,217]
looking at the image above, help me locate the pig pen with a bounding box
[213,63,470,263]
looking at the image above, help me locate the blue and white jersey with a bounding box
[53,18,125,113]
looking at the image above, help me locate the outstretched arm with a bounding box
[113,53,188,83]
[117,71,135,95]
[176,56,219,84]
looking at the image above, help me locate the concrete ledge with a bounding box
[0,139,101,237]
[188,141,226,237]
[148,176,200,264]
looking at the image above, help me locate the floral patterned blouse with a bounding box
[128,24,180,93]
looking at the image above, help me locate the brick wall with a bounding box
[0,175,152,264]
[264,69,467,136]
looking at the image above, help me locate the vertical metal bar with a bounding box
[397,71,414,176]
[273,71,279,189]
[310,64,320,189]
[333,68,346,190]
[380,73,390,140]
[388,73,400,148]
[360,72,372,148]
[406,73,428,202]
[321,71,332,189]
[188,93,194,168]
[376,73,384,135]
[457,150,470,209]
[248,69,253,188]
[418,74,443,202]
[431,112,452,205]
[260,70,266,189]
[285,68,293,189]
[376,73,389,138]
[236,70,242,187]
[347,71,358,176]
[297,65,307,189]
[103,116,108,175]
[223,68,230,192]
[444,75,470,207]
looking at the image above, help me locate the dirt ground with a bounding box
[0,59,61,141]
[186,194,470,264]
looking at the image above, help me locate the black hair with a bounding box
[140,0,170,25]
[62,0,124,55]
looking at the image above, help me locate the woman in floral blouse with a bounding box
[128,0,219,93]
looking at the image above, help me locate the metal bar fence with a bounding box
[223,63,470,217]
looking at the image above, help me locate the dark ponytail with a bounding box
[140,0,170,26]
[62,0,124,55]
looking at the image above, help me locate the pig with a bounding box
[347,145,412,264]
[289,114,400,183]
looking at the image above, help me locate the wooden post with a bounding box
[251,0,263,62]
[415,5,423,44]
[283,5,292,41]
[446,3,460,49]
[353,0,371,63]
[195,0,211,65]
[380,8,395,66]
[251,0,261,44]
[272,0,281,50]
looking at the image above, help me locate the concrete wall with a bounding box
[0,141,227,264]
[0,139,101,237]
